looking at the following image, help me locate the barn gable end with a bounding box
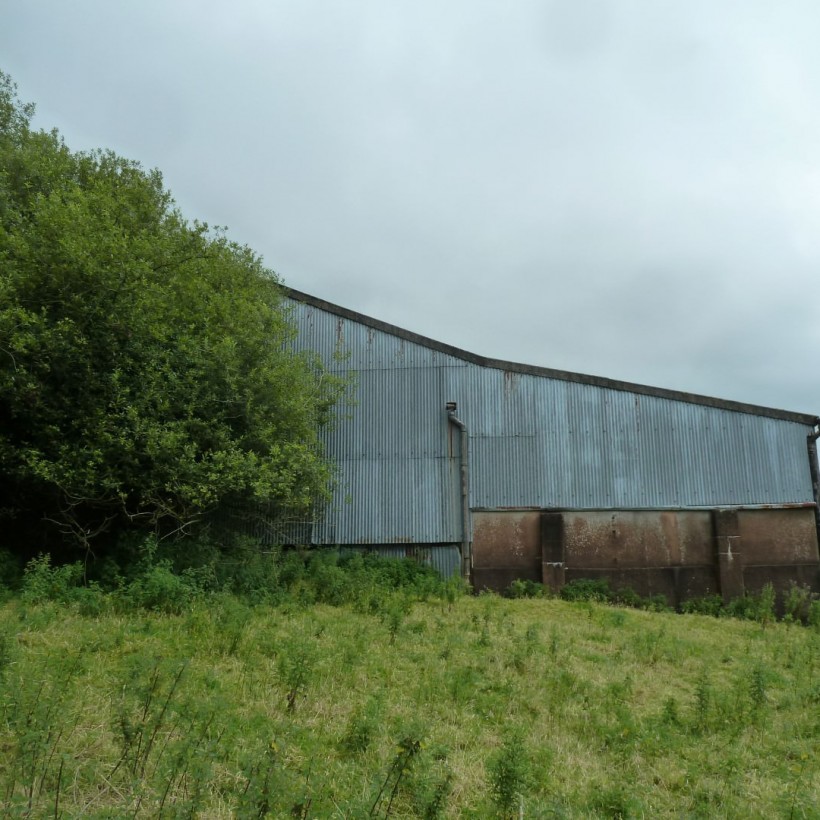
[286,289,820,603]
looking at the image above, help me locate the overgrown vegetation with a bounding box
[0,553,818,817]
[0,71,345,564]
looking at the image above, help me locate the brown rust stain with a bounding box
[472,511,540,570]
[737,508,819,564]
[564,510,713,569]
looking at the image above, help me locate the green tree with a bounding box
[0,72,344,561]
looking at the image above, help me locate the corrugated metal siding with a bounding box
[339,544,461,578]
[289,298,815,546]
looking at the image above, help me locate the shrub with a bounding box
[504,579,547,599]
[680,595,724,617]
[560,578,612,603]
[21,555,85,604]
[487,732,531,817]
[120,562,203,614]
[783,583,814,624]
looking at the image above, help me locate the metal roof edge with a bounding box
[285,287,819,426]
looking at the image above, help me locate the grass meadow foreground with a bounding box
[0,588,818,817]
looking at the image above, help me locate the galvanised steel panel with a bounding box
[312,456,461,545]
[339,545,461,578]
[288,296,815,546]
[288,300,468,372]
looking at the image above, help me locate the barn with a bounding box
[285,288,820,604]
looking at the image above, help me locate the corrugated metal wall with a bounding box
[288,298,815,546]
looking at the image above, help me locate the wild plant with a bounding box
[693,670,712,731]
[661,695,680,726]
[442,574,465,610]
[420,769,453,820]
[369,726,425,818]
[487,731,531,818]
[383,593,411,645]
[680,594,724,617]
[749,664,768,713]
[560,577,612,603]
[120,560,204,614]
[783,583,814,624]
[404,742,453,820]
[276,636,316,712]
[153,702,227,816]
[783,750,813,820]
[214,595,253,656]
[757,583,776,629]
[632,627,666,665]
[1,647,85,815]
[341,697,382,756]
[810,599,820,631]
[588,782,644,818]
[505,578,546,598]
[549,625,559,660]
[237,739,292,818]
[111,656,189,781]
[509,624,541,674]
[20,554,84,604]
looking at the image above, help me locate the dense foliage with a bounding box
[0,72,343,561]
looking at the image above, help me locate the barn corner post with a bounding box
[446,401,472,581]
[808,417,820,546]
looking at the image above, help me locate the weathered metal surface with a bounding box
[473,567,541,591]
[743,564,820,596]
[287,289,816,425]
[564,567,679,601]
[562,510,714,569]
[736,508,819,565]
[287,296,817,549]
[472,511,540,570]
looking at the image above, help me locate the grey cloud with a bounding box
[1,0,819,414]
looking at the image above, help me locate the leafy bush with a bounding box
[560,578,613,603]
[783,583,815,624]
[810,599,820,631]
[680,595,724,617]
[119,561,206,614]
[504,579,547,599]
[724,584,776,625]
[21,555,85,604]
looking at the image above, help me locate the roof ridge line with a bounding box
[284,287,817,425]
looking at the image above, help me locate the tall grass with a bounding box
[0,580,817,816]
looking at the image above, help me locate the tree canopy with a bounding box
[0,72,344,561]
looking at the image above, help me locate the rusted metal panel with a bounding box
[474,567,541,591]
[736,508,819,565]
[472,511,540,570]
[743,564,820,596]
[562,510,714,569]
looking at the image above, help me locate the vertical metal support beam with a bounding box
[446,403,472,581]
[713,508,744,603]
[808,419,820,549]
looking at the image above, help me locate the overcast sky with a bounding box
[3,1,820,415]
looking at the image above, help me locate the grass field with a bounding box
[0,590,817,817]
